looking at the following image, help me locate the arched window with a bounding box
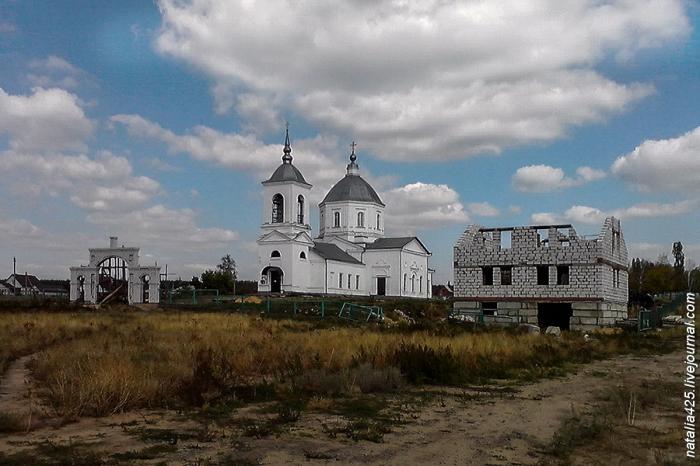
[297,195,305,224]
[299,251,306,260]
[334,211,341,228]
[411,274,415,293]
[403,273,407,291]
[419,276,423,293]
[357,211,364,227]
[272,194,284,223]
[271,250,281,258]
[376,213,381,230]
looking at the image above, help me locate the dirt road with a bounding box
[0,350,684,465]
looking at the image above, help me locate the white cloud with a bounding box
[0,217,44,239]
[531,200,695,225]
[467,202,500,217]
[512,164,606,192]
[611,126,700,192]
[26,56,95,90]
[110,114,343,187]
[155,0,687,160]
[86,204,238,247]
[29,56,82,74]
[1,150,160,212]
[0,87,93,151]
[382,182,469,233]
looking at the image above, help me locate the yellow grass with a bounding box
[0,311,679,418]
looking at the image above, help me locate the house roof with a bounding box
[321,174,384,206]
[311,242,363,264]
[7,274,40,288]
[365,237,431,253]
[0,280,18,291]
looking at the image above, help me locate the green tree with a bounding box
[199,255,238,293]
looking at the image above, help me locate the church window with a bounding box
[272,194,284,223]
[334,211,341,227]
[411,274,415,293]
[376,213,381,230]
[299,251,306,260]
[348,274,351,288]
[419,276,423,293]
[271,250,281,258]
[297,195,305,224]
[355,275,360,289]
[403,274,407,291]
[357,211,364,227]
[339,273,343,288]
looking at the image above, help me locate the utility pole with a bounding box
[13,257,17,296]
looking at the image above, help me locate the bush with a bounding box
[181,347,238,406]
[293,369,351,396]
[390,343,463,385]
[0,411,23,433]
[352,363,403,393]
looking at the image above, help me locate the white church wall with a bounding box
[325,260,368,296]
[319,200,384,243]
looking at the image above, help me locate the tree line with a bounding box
[629,241,700,304]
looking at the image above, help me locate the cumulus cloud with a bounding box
[86,204,239,246]
[0,86,93,151]
[155,0,687,160]
[382,182,469,233]
[531,200,695,225]
[112,114,474,233]
[110,113,344,191]
[512,164,606,192]
[612,126,700,192]
[467,202,500,217]
[1,150,160,212]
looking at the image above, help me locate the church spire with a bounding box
[346,141,359,175]
[282,122,292,164]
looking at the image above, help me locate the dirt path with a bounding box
[0,354,46,430]
[0,350,683,465]
[260,350,682,465]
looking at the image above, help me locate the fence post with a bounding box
[266,296,271,313]
[293,301,297,316]
[321,300,325,318]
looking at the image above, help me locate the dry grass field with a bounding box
[0,309,690,465]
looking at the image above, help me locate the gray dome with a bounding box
[263,163,310,186]
[321,174,384,206]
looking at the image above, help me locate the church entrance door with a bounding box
[376,277,386,296]
[270,268,283,293]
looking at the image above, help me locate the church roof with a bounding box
[311,242,363,264]
[320,143,384,206]
[321,174,384,206]
[365,237,431,254]
[263,163,310,186]
[262,125,311,186]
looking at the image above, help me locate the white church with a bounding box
[257,129,433,298]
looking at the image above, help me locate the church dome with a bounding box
[321,143,384,206]
[321,173,384,206]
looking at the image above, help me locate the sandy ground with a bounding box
[0,350,685,465]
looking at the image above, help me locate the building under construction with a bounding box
[453,217,628,331]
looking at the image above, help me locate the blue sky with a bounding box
[0,1,698,282]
